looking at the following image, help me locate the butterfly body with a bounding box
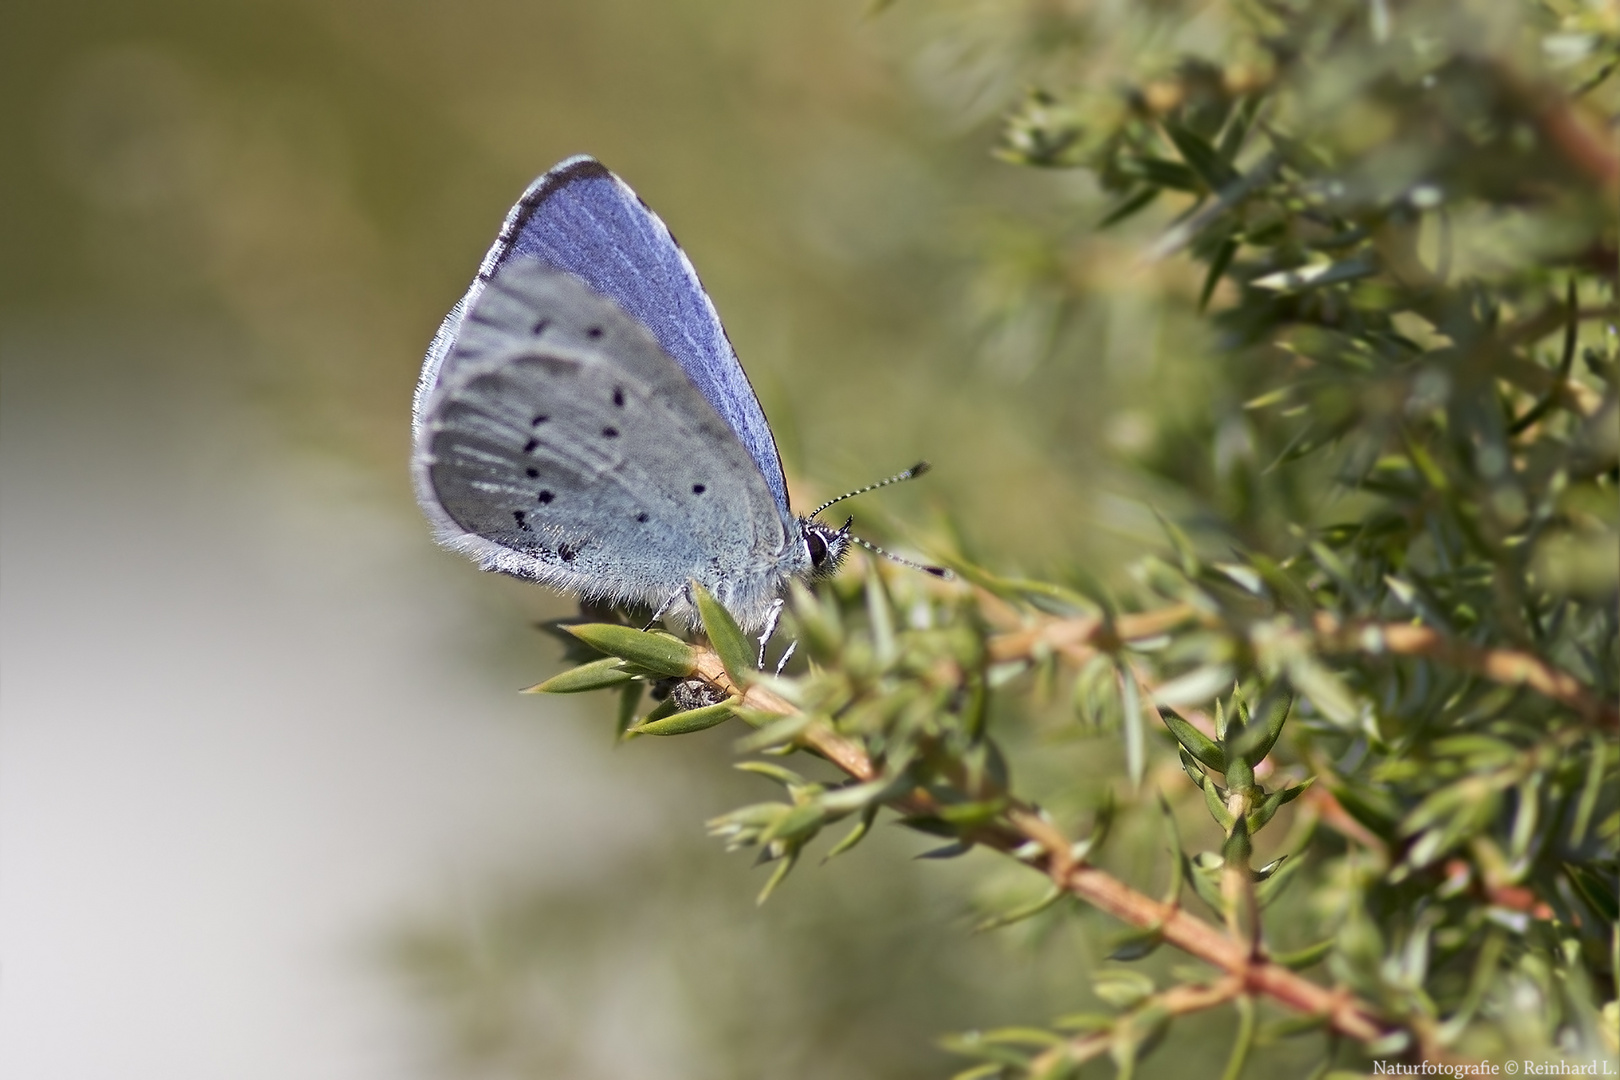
[412,157,850,631]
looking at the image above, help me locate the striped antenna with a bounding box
[810,461,932,518]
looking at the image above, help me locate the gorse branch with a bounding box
[685,637,1393,1046]
[979,601,1618,730]
[528,0,1617,1074]
[1309,614,1619,731]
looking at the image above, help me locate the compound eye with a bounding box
[806,529,828,567]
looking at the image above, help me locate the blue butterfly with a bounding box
[411,156,938,637]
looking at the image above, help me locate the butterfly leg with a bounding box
[756,597,785,669]
[642,587,685,631]
[773,639,797,677]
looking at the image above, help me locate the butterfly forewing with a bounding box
[416,156,791,515]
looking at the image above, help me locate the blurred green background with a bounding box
[0,1,1214,1077]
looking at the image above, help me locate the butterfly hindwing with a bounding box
[414,259,795,613]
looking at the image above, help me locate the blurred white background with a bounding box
[1,318,677,1077]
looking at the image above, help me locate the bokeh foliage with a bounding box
[541,0,1619,1076]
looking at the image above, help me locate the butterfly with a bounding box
[411,156,939,638]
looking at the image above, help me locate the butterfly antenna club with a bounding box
[848,533,952,579]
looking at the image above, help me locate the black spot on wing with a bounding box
[602,426,619,438]
[558,541,579,562]
[587,326,603,339]
[531,414,549,425]
[612,387,624,407]
[525,467,538,478]
[538,490,554,504]
[692,483,706,494]
[636,512,649,523]
[523,438,539,453]
[512,510,530,531]
[531,319,550,335]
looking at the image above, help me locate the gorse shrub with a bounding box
[539,0,1617,1075]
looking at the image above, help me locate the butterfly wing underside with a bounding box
[413,259,792,612]
[414,155,791,516]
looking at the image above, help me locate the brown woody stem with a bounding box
[1025,976,1245,1073]
[975,604,1615,730]
[692,648,1395,1048]
[1309,613,1618,730]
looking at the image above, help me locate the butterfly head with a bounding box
[801,515,853,581]
[795,462,953,583]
